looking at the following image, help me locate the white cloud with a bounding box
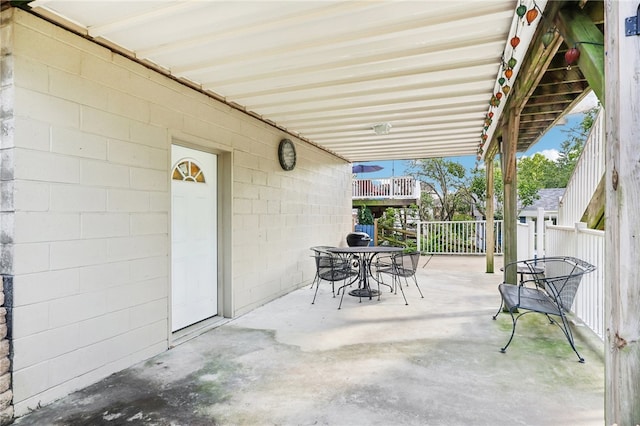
[538,149,560,161]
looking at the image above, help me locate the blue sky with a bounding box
[353,112,586,179]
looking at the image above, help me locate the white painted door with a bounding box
[171,145,218,331]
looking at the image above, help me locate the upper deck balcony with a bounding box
[352,176,421,201]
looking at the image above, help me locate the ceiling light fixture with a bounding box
[372,122,392,135]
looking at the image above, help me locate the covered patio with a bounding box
[14,256,604,425]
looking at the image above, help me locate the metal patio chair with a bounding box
[493,256,596,362]
[375,251,424,305]
[311,248,357,305]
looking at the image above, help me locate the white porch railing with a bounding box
[558,109,605,226]
[517,221,535,260]
[417,220,504,255]
[545,222,605,340]
[353,176,420,200]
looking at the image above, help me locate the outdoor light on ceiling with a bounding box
[372,122,392,135]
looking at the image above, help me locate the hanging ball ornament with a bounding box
[510,36,521,49]
[516,4,527,18]
[507,57,518,68]
[502,84,511,95]
[541,29,555,48]
[565,47,580,70]
[496,92,503,100]
[498,77,506,86]
[488,112,494,118]
[526,8,539,25]
[505,68,513,79]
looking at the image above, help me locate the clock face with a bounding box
[278,139,296,171]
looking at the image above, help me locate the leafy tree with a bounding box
[469,164,503,219]
[356,206,374,225]
[555,106,599,186]
[407,158,474,221]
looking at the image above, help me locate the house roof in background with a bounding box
[519,187,565,214]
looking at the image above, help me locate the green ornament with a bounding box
[498,77,506,85]
[541,30,555,48]
[516,4,527,18]
[508,57,517,68]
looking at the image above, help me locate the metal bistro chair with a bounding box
[311,249,357,305]
[493,256,596,362]
[309,246,337,290]
[376,251,424,305]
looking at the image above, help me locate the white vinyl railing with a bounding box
[353,176,420,200]
[417,220,504,255]
[517,221,535,260]
[545,222,605,340]
[558,109,605,226]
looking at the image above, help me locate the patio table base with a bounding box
[349,288,380,298]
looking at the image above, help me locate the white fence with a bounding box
[353,176,420,200]
[417,220,504,255]
[558,109,605,226]
[545,222,605,340]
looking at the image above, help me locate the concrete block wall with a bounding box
[3,8,353,418]
[0,9,16,425]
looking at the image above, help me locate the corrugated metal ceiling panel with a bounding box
[29,0,543,162]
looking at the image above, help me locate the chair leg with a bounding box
[555,313,585,363]
[410,275,424,298]
[500,309,519,353]
[395,275,408,305]
[492,298,504,320]
[311,279,321,304]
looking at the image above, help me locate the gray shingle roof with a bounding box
[519,188,565,212]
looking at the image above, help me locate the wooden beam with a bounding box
[580,175,605,230]
[604,1,640,423]
[556,6,605,103]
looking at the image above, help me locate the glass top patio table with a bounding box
[327,246,403,298]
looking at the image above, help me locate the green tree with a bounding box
[356,206,374,225]
[555,106,599,186]
[407,158,474,221]
[469,164,503,219]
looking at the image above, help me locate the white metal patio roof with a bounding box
[27,0,546,162]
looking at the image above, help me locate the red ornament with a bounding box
[565,47,580,70]
[488,112,494,118]
[496,92,503,100]
[526,8,538,25]
[510,36,521,48]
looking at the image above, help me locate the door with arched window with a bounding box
[171,145,218,331]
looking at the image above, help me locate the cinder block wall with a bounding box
[2,9,352,418]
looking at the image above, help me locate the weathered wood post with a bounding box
[485,154,495,273]
[501,108,519,285]
[604,0,640,423]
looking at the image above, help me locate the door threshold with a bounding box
[171,316,231,347]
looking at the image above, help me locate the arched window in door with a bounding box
[172,159,206,183]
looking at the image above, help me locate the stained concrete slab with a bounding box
[14,255,605,425]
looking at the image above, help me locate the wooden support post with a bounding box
[604,1,640,423]
[501,108,519,285]
[556,6,605,103]
[485,155,495,273]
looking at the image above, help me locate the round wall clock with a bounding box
[278,138,296,171]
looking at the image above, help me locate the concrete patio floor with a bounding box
[15,255,605,425]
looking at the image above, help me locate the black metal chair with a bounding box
[375,251,424,305]
[493,256,596,362]
[311,248,357,306]
[309,246,337,290]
